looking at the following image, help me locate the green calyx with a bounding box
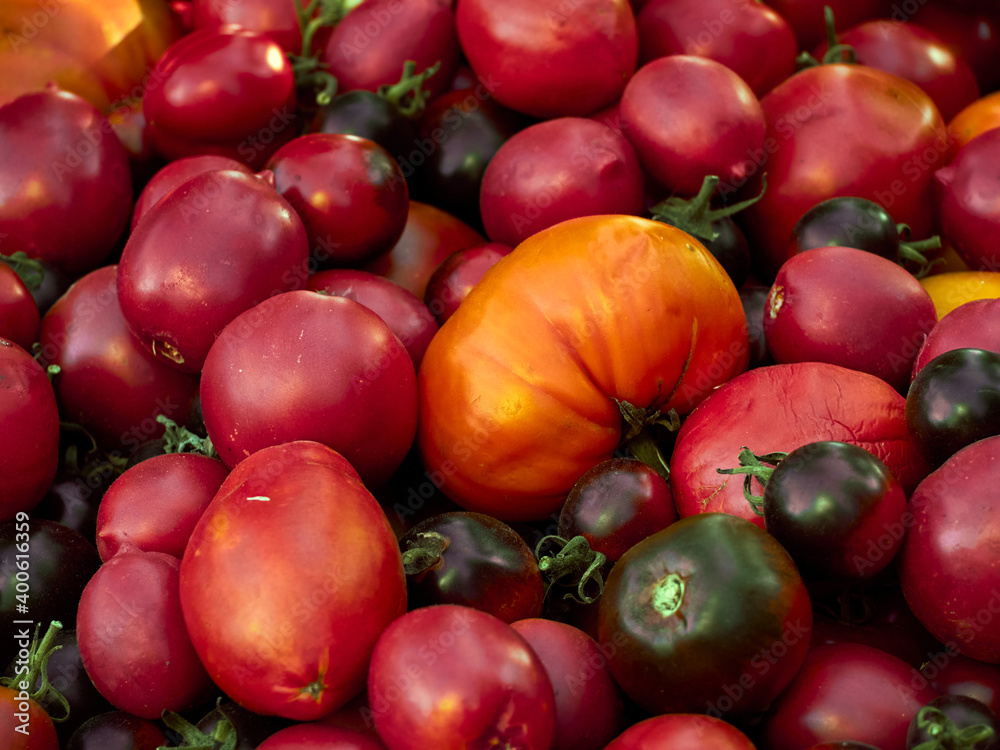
[0,621,70,723]
[157,414,217,458]
[910,704,996,750]
[897,223,945,279]
[158,705,238,750]
[535,535,607,605]
[796,6,858,69]
[649,174,768,244]
[1,251,46,291]
[617,400,679,481]
[715,446,789,516]
[378,60,442,119]
[289,0,366,107]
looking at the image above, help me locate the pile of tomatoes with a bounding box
[3,0,1000,748]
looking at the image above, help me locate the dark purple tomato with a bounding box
[400,511,544,623]
[558,457,677,563]
[423,242,513,325]
[0,86,133,276]
[267,133,410,267]
[313,89,420,164]
[740,284,772,370]
[788,196,900,261]
[0,518,101,646]
[307,269,438,370]
[921,653,1000,715]
[65,711,168,750]
[906,694,999,750]
[33,463,116,543]
[905,348,1000,467]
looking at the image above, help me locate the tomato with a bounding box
[598,513,812,719]
[366,604,556,749]
[256,723,388,749]
[741,63,947,279]
[143,27,298,168]
[479,117,646,248]
[266,133,410,267]
[602,713,757,750]
[0,339,59,520]
[117,169,311,374]
[180,441,406,720]
[455,0,638,118]
[0,685,59,750]
[190,0,305,54]
[418,215,748,521]
[921,653,1000,714]
[920,272,1000,320]
[765,0,884,49]
[911,1,1000,95]
[0,0,183,114]
[0,263,39,352]
[636,0,797,97]
[620,55,766,197]
[0,87,133,276]
[76,547,215,719]
[95,453,229,560]
[37,266,199,456]
[200,291,418,488]
[422,243,514,325]
[947,90,1000,160]
[763,245,938,392]
[906,694,999,750]
[760,643,938,750]
[741,285,773,370]
[670,362,930,529]
[64,710,168,750]
[898,435,1000,664]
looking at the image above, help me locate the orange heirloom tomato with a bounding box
[947,89,1000,160]
[0,0,183,114]
[417,215,749,521]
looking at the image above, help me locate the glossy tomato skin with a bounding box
[937,127,1000,271]
[144,27,298,168]
[307,269,438,370]
[257,724,387,749]
[920,271,1000,322]
[190,0,304,53]
[200,291,418,488]
[266,133,409,266]
[742,64,947,279]
[0,339,59,520]
[422,243,514,325]
[670,362,930,529]
[620,55,766,197]
[509,618,625,750]
[636,0,797,97]
[905,348,1000,466]
[401,512,544,623]
[763,245,939,392]
[37,266,198,455]
[921,653,1000,714]
[0,264,39,351]
[603,713,757,750]
[418,215,748,521]
[0,87,133,276]
[76,547,215,719]
[898,435,1000,663]
[479,117,646,247]
[181,441,407,720]
[558,457,676,563]
[455,0,638,118]
[760,643,938,750]
[912,298,1000,377]
[117,169,310,373]
[366,604,556,750]
[65,711,168,750]
[787,196,900,261]
[95,453,229,561]
[598,513,812,719]
[1,685,59,750]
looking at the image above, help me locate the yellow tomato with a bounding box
[921,271,1000,320]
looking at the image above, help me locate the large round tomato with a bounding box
[417,215,748,521]
[179,441,407,720]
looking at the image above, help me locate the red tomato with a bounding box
[1,685,59,750]
[0,339,60,521]
[256,724,387,750]
[422,243,513,325]
[76,547,216,718]
[898,435,1000,664]
[190,0,304,53]
[455,0,638,118]
[920,652,1000,714]
[0,263,39,354]
[366,604,556,749]
[199,291,418,488]
[180,441,407,720]
[740,63,947,279]
[603,713,757,750]
[765,0,884,49]
[912,298,1000,377]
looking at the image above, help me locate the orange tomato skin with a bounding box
[947,89,1000,160]
[418,215,749,521]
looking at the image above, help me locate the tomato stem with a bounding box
[535,535,607,605]
[157,414,217,459]
[0,251,46,291]
[401,531,449,576]
[158,707,239,750]
[289,0,364,108]
[378,60,442,119]
[715,446,788,516]
[910,704,996,750]
[0,621,70,723]
[649,173,767,243]
[796,6,858,68]
[896,223,945,279]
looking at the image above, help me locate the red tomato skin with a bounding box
[479,117,646,247]
[509,618,624,750]
[637,0,796,97]
[921,652,1000,715]
[763,246,939,392]
[76,548,216,719]
[180,441,407,720]
[190,0,305,54]
[760,643,938,750]
[0,339,60,521]
[620,55,765,197]
[912,298,1000,377]
[741,64,947,279]
[0,87,132,276]
[898,435,1000,664]
[322,0,459,102]
[423,243,514,325]
[0,264,39,352]
[37,266,198,455]
[455,0,638,118]
[670,362,930,529]
[199,291,418,487]
[95,453,229,561]
[766,0,884,50]
[256,723,387,749]
[603,713,757,750]
[117,169,311,374]
[1,686,59,750]
[367,604,556,749]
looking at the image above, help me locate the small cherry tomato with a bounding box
[422,243,513,325]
